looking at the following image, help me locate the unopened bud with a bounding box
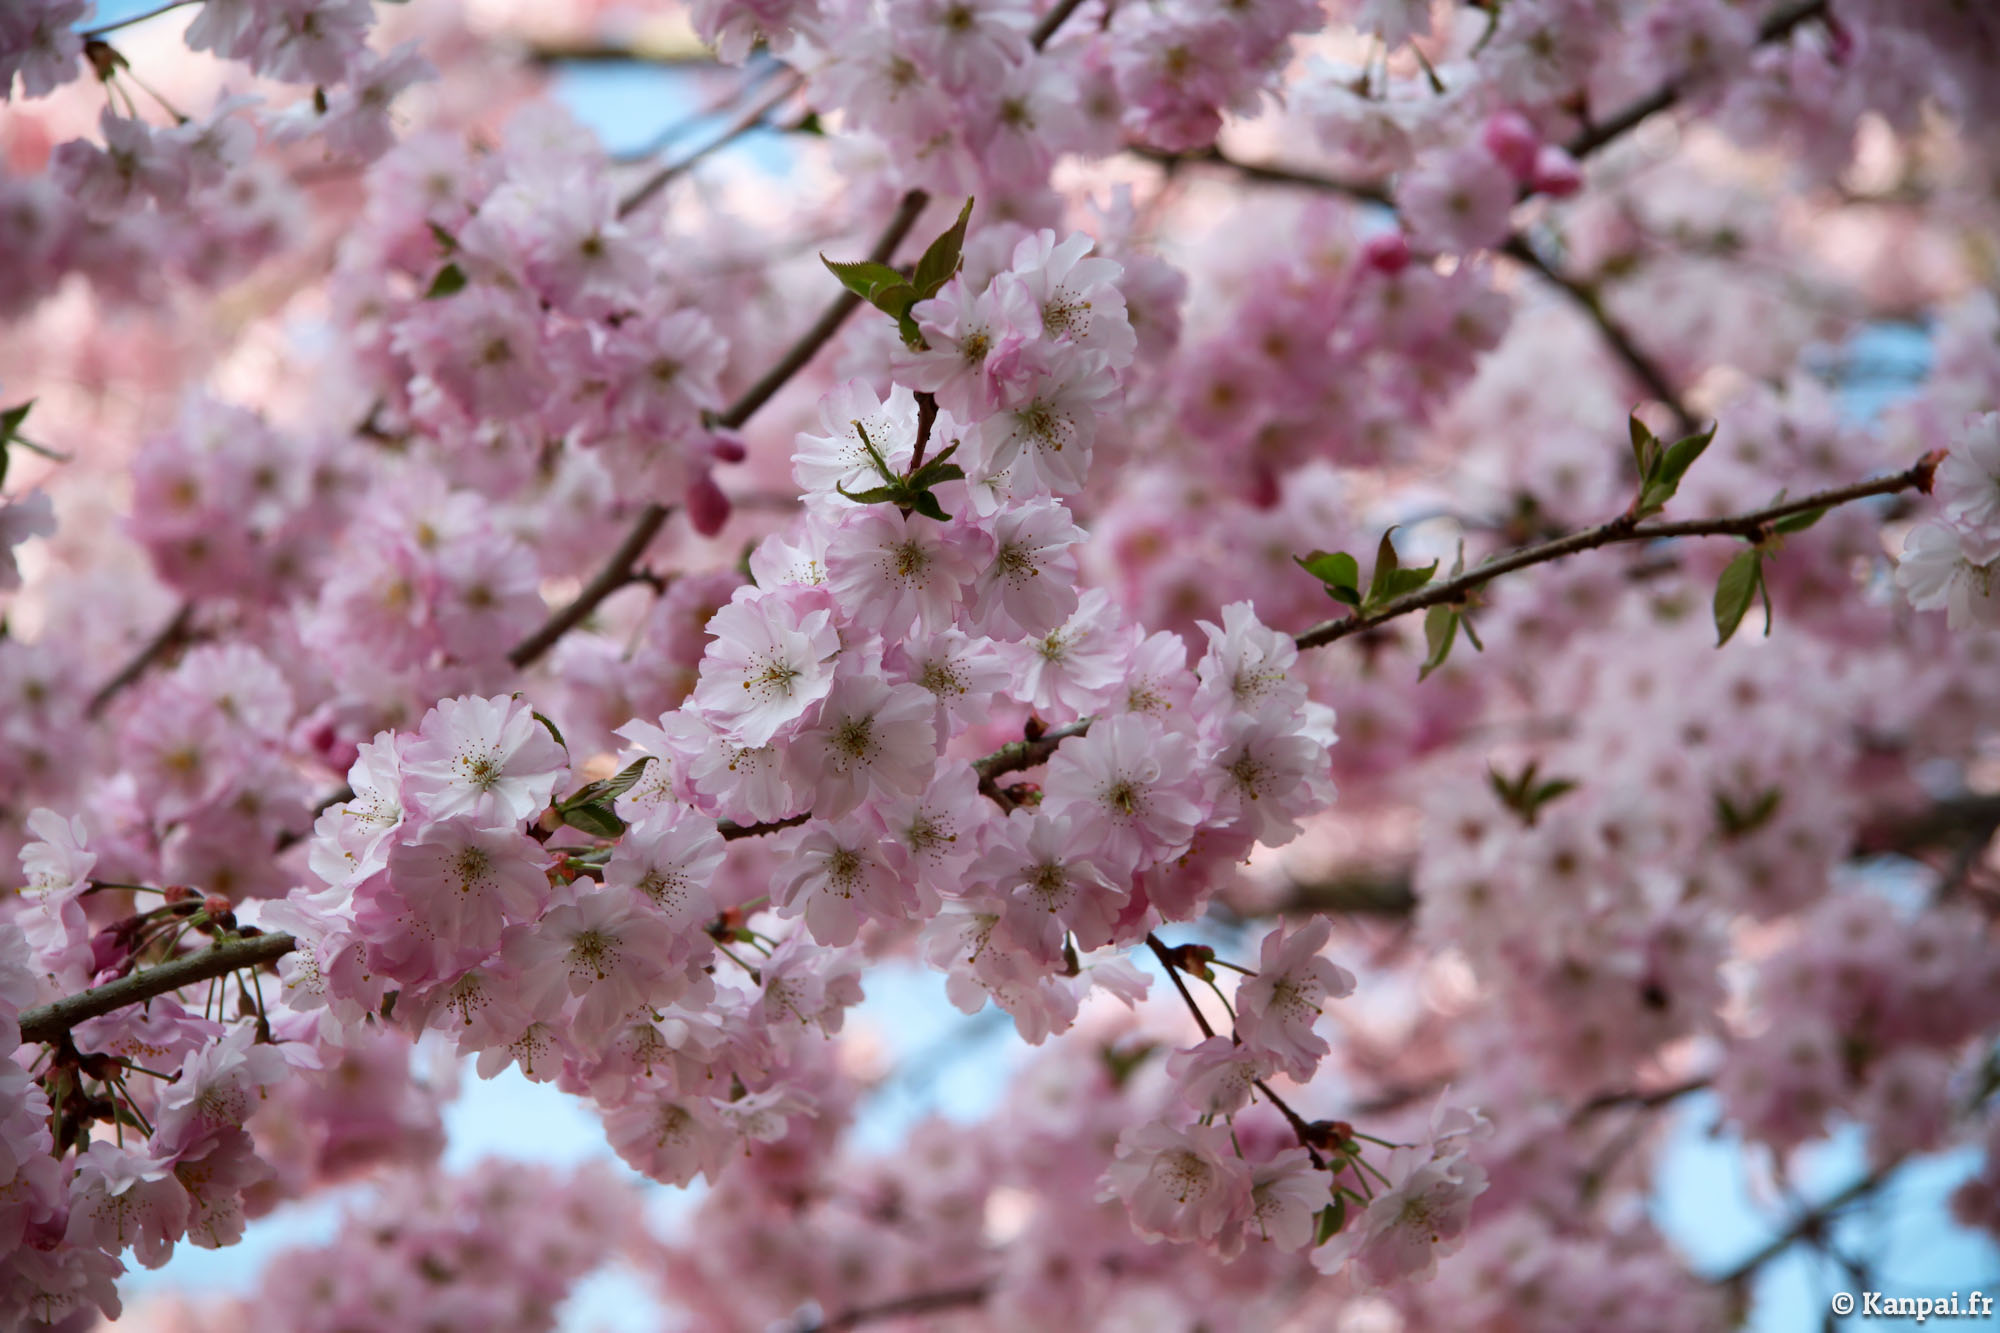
[686,469,732,537]
[1360,232,1411,276]
[1481,110,1541,181]
[1529,144,1583,198]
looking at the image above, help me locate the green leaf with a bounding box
[563,757,655,813]
[1634,422,1717,517]
[1460,615,1484,652]
[1772,506,1826,535]
[908,461,965,491]
[1313,1196,1348,1246]
[1374,561,1439,605]
[1365,528,1403,604]
[1715,786,1783,839]
[531,709,568,753]
[561,802,626,838]
[852,420,898,484]
[424,263,467,299]
[912,197,976,300]
[1419,605,1459,682]
[819,256,909,305]
[1629,414,1660,478]
[0,400,32,441]
[1100,1040,1158,1090]
[1654,422,1716,490]
[834,482,904,506]
[1712,548,1763,646]
[906,489,951,522]
[426,221,457,253]
[1295,550,1359,594]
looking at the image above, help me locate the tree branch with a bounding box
[1563,0,1831,161]
[1292,453,1941,651]
[18,932,297,1046]
[1029,0,1091,48]
[806,1282,992,1331]
[1499,234,1695,435]
[617,70,804,217]
[1713,1166,1891,1286]
[85,599,195,718]
[507,189,932,671]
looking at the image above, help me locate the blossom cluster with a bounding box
[0,0,1999,1326]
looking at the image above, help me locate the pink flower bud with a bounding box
[706,430,747,465]
[685,470,731,537]
[1361,232,1412,275]
[1482,111,1541,181]
[1530,144,1583,198]
[203,894,232,918]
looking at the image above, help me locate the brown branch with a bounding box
[1499,234,1695,435]
[807,1282,992,1331]
[1714,1166,1891,1286]
[507,189,932,671]
[18,932,297,1046]
[1564,0,1830,161]
[971,718,1092,803]
[618,70,804,217]
[1571,1076,1710,1125]
[85,600,195,718]
[1274,874,1417,917]
[1292,453,1941,652]
[1029,0,1091,48]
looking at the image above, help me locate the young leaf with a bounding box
[1365,528,1403,603]
[912,197,976,300]
[834,482,904,506]
[851,421,899,484]
[1313,1196,1349,1246]
[1712,548,1763,646]
[1295,550,1360,594]
[1419,605,1459,682]
[0,400,31,441]
[1654,422,1716,490]
[427,221,458,253]
[820,256,909,305]
[532,709,568,753]
[1629,414,1660,478]
[562,757,655,812]
[425,263,467,299]
[1374,561,1439,604]
[561,802,626,839]
[907,489,952,522]
[1771,506,1826,535]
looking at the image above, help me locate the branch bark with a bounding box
[85,599,195,718]
[1292,454,1940,651]
[18,932,297,1046]
[807,1282,992,1331]
[506,188,932,671]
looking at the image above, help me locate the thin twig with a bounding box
[1029,0,1091,48]
[1564,0,1830,161]
[1500,234,1696,434]
[1292,454,1941,651]
[86,600,194,718]
[617,70,804,217]
[82,0,200,39]
[806,1282,993,1331]
[1713,1167,1890,1286]
[507,189,932,671]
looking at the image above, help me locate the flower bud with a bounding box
[1530,145,1583,198]
[1360,232,1411,275]
[1482,110,1541,181]
[685,469,731,537]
